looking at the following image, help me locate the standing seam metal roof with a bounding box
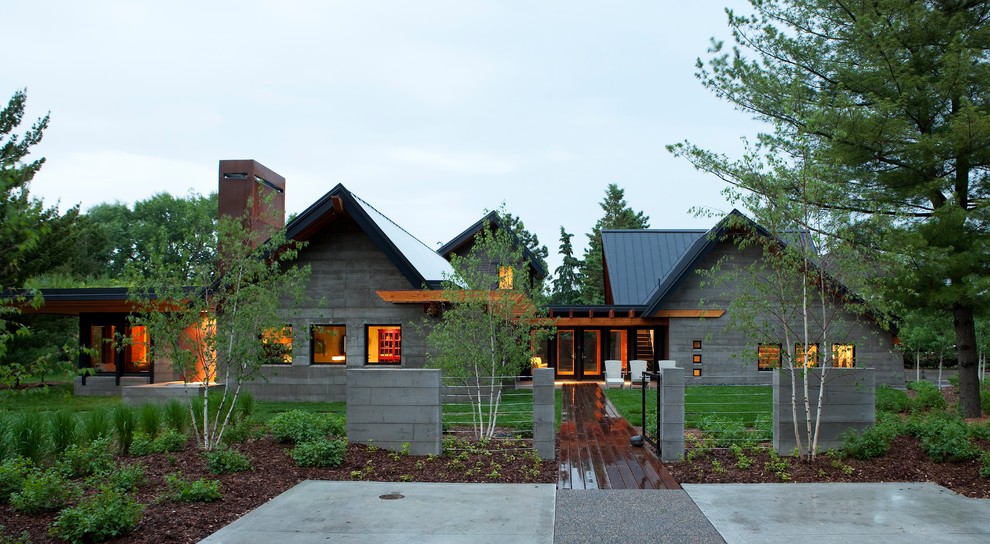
[601,229,707,305]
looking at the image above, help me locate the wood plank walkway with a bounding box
[558,383,680,490]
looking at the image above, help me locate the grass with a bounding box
[604,385,773,428]
[0,384,121,415]
[441,388,563,431]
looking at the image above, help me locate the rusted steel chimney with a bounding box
[218,160,286,249]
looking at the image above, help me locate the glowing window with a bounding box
[832,344,855,368]
[498,266,513,289]
[693,354,702,363]
[693,340,702,350]
[693,368,702,377]
[367,325,401,364]
[795,343,819,367]
[312,325,346,364]
[262,326,293,364]
[758,343,781,371]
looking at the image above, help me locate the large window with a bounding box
[312,325,346,364]
[262,326,293,364]
[498,266,513,289]
[367,325,401,364]
[82,317,151,374]
[758,343,781,371]
[832,344,855,367]
[125,325,149,372]
[795,343,819,367]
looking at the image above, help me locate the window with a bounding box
[124,325,149,372]
[262,326,293,364]
[758,343,781,371]
[367,325,401,364]
[693,354,702,363]
[88,324,118,373]
[693,368,702,377]
[81,317,151,374]
[609,330,628,372]
[312,325,346,364]
[795,343,819,367]
[832,344,855,368]
[693,340,702,350]
[498,266,513,289]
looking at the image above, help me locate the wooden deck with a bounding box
[558,383,680,490]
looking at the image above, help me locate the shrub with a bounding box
[81,408,112,443]
[204,448,252,474]
[699,416,749,448]
[222,416,265,445]
[907,381,946,413]
[163,399,188,434]
[49,409,79,454]
[290,438,346,468]
[93,463,147,493]
[11,412,46,463]
[875,386,911,414]
[0,416,10,460]
[268,410,340,443]
[914,417,979,462]
[162,472,222,502]
[0,457,32,503]
[980,452,990,479]
[0,525,30,544]
[129,431,154,457]
[59,437,115,478]
[138,404,162,438]
[49,485,145,544]
[10,468,80,513]
[152,429,188,453]
[112,406,135,455]
[841,426,892,459]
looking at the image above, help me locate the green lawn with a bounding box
[604,385,772,428]
[0,383,122,415]
[442,388,563,431]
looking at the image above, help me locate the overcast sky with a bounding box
[4,0,762,274]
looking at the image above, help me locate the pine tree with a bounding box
[577,184,649,304]
[550,227,581,305]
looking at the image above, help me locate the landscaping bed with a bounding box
[0,434,556,544]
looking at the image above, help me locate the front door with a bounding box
[555,329,602,380]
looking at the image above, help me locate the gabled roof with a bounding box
[601,229,707,306]
[438,210,547,280]
[286,184,453,289]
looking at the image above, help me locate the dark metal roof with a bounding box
[286,183,453,289]
[601,229,707,305]
[438,210,547,280]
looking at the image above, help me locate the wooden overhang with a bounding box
[4,288,136,316]
[547,308,725,327]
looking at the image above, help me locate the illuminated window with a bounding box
[88,324,118,373]
[693,354,702,363]
[832,344,855,368]
[312,325,346,364]
[124,325,150,372]
[498,266,513,289]
[758,343,781,371]
[693,340,702,350]
[693,368,702,377]
[795,343,819,367]
[367,325,401,364]
[262,326,293,364]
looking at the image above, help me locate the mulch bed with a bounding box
[1,436,557,544]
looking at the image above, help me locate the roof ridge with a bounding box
[349,191,440,255]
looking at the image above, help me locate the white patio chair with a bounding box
[604,359,624,389]
[629,359,650,386]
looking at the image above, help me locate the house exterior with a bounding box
[540,211,903,388]
[12,160,904,399]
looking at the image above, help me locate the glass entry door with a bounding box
[581,330,600,377]
[557,331,576,376]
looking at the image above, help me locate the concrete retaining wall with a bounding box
[773,367,875,454]
[532,368,555,460]
[346,368,442,456]
[241,365,348,402]
[658,366,685,463]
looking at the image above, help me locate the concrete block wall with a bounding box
[74,376,151,396]
[658,366,685,463]
[531,368,555,460]
[122,382,225,406]
[346,368,442,456]
[242,365,347,402]
[773,367,875,454]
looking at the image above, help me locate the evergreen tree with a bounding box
[670,0,990,417]
[578,184,649,304]
[550,226,581,305]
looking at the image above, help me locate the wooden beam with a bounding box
[555,317,666,327]
[331,195,344,213]
[376,290,449,303]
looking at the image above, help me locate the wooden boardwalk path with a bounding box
[557,383,680,490]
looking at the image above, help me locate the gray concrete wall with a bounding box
[74,375,150,396]
[658,366,685,463]
[773,367,875,454]
[346,368,442,456]
[531,368,555,460]
[122,382,225,406]
[244,215,437,401]
[663,242,902,388]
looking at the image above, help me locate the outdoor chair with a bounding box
[604,359,624,388]
[657,360,677,375]
[629,359,650,386]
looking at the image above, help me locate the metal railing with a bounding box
[683,380,773,449]
[440,375,535,453]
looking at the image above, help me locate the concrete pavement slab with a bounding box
[200,480,556,544]
[554,489,726,544]
[683,482,990,544]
